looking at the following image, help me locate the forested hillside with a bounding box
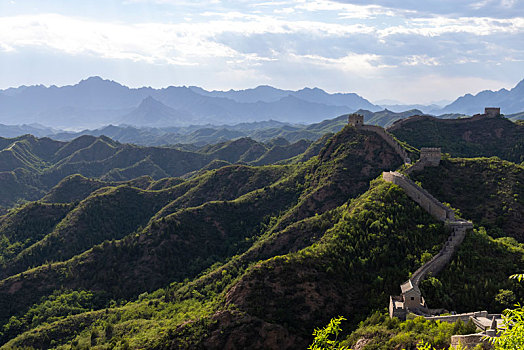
[0,124,522,349]
[389,115,524,163]
[0,134,316,211]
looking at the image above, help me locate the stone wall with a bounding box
[425,311,494,324]
[420,148,441,166]
[360,125,411,164]
[382,171,454,222]
[404,148,441,175]
[348,114,364,127]
[387,110,502,132]
[451,334,493,349]
[485,107,500,118]
[410,222,470,287]
[384,170,473,310]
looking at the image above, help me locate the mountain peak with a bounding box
[77,76,122,88]
[79,76,104,84]
[512,78,524,92]
[140,96,160,106]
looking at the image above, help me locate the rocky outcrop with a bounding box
[360,125,411,163]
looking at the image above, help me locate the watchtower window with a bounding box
[411,297,415,300]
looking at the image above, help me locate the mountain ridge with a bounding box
[438,78,524,115]
[0,77,381,128]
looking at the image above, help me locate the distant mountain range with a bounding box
[438,79,524,115]
[0,109,433,146]
[0,77,380,128]
[0,76,522,130]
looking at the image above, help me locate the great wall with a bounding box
[348,109,503,346]
[387,107,502,132]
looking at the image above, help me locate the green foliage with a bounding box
[309,316,349,350]
[0,289,109,344]
[0,126,415,347]
[222,180,448,337]
[345,312,477,350]
[489,304,524,349]
[2,122,522,349]
[416,340,468,350]
[420,228,524,313]
[412,158,524,240]
[391,116,524,163]
[0,133,315,209]
[0,201,72,271]
[487,275,524,350]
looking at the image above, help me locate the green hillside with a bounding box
[0,124,522,349]
[411,157,524,240]
[389,114,524,163]
[0,126,407,346]
[0,135,314,210]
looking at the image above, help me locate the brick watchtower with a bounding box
[348,114,364,128]
[484,107,500,118]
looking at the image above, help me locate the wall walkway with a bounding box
[360,122,473,298]
[382,171,473,290]
[360,125,411,164]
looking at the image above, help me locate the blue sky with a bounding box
[0,0,523,104]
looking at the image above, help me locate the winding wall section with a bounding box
[382,171,473,289]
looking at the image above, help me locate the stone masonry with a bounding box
[346,110,500,343]
[419,148,441,166]
[384,170,473,319]
[405,148,441,175]
[348,113,364,127]
[348,113,411,164]
[484,107,501,118]
[382,171,454,222]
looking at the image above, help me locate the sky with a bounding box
[0,0,523,104]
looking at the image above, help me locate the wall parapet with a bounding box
[360,125,411,164]
[385,170,473,318]
[382,171,454,222]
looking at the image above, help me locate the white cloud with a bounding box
[379,16,524,38]
[0,13,381,67]
[403,55,440,66]
[330,0,524,18]
[0,0,522,102]
[292,52,393,74]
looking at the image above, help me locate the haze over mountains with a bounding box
[0,77,378,129]
[0,109,445,147]
[1,77,523,130]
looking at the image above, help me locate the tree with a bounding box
[487,274,524,349]
[308,316,349,350]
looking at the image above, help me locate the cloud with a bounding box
[330,0,524,18]
[0,0,522,103]
[291,52,393,74]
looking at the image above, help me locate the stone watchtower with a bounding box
[348,114,364,128]
[484,107,500,118]
[419,148,441,166]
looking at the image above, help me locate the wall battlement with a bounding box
[360,125,411,164]
[344,114,473,320]
[348,113,364,127]
[384,171,473,319]
[382,171,454,222]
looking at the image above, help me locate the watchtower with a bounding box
[420,148,441,166]
[401,280,426,310]
[484,107,500,118]
[348,114,364,128]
